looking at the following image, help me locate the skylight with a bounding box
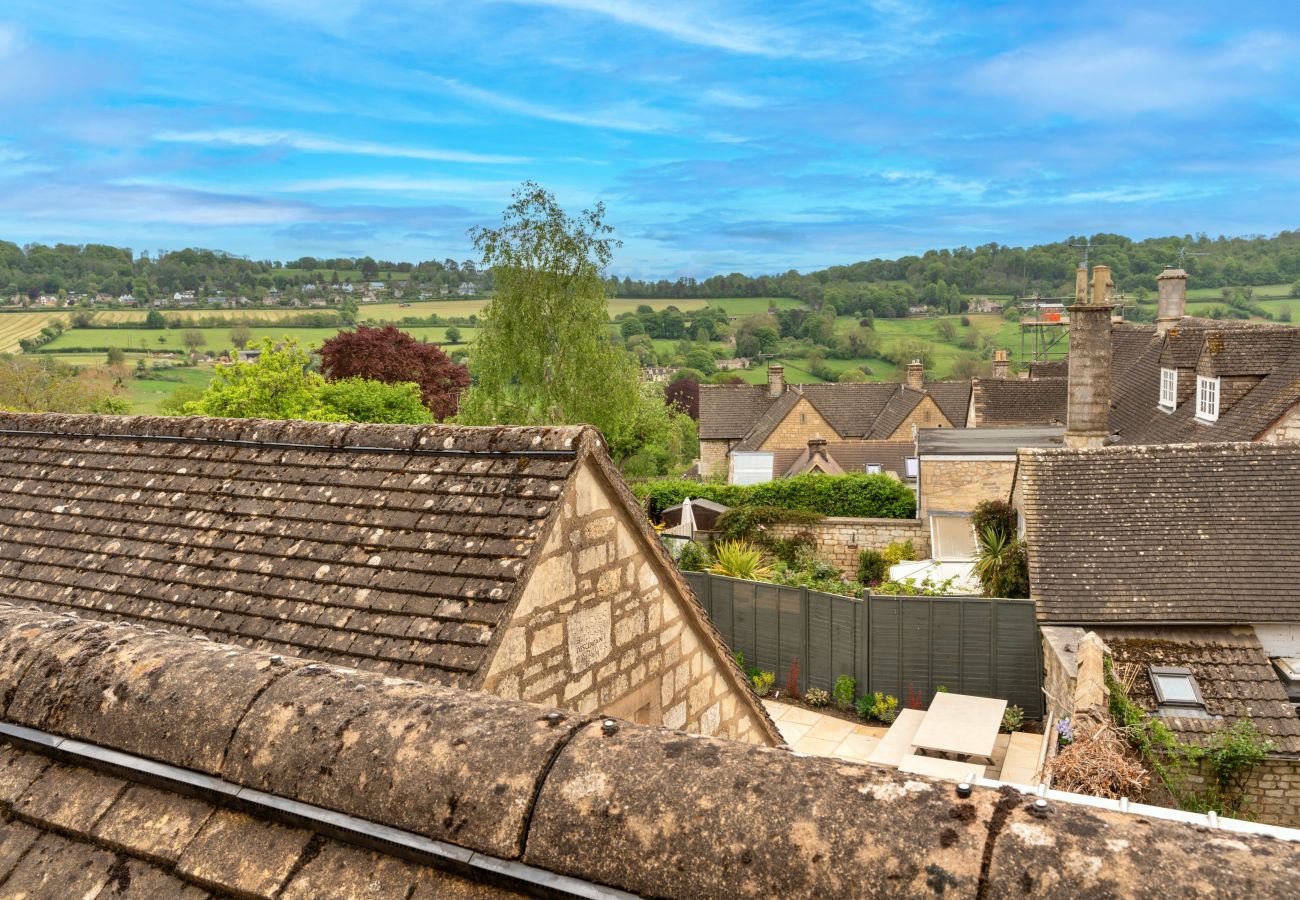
[1149,666,1205,708]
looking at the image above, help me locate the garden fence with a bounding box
[681,571,1043,717]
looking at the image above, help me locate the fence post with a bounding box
[799,586,810,694]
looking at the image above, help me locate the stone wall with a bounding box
[886,394,953,439]
[918,456,1017,522]
[766,516,929,574]
[698,439,731,478]
[1040,626,1085,718]
[479,458,773,746]
[1259,400,1300,442]
[759,396,836,450]
[1175,758,1300,828]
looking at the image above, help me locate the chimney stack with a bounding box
[807,436,828,457]
[767,364,785,398]
[992,349,1010,379]
[1156,266,1188,335]
[1065,265,1115,449]
[906,359,924,391]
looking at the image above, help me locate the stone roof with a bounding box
[0,412,590,687]
[703,380,970,448]
[1097,625,1300,754]
[1,605,1296,898]
[772,440,914,479]
[969,378,1067,427]
[1017,441,1300,624]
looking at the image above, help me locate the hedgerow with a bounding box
[633,472,915,520]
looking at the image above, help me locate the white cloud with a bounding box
[421,76,689,134]
[278,175,520,195]
[152,128,528,164]
[968,28,1295,118]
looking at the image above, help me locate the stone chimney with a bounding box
[1074,264,1088,305]
[906,359,924,391]
[807,436,828,459]
[767,364,785,398]
[992,349,1010,379]
[1065,265,1115,449]
[1156,266,1188,335]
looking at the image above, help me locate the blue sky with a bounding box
[0,1,1297,277]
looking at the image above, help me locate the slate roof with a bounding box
[0,604,1295,898]
[772,440,914,479]
[0,412,589,687]
[1017,441,1300,624]
[1097,626,1300,754]
[969,378,1067,427]
[703,380,970,448]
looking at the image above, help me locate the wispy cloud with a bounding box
[152,128,529,164]
[277,175,520,195]
[421,76,689,134]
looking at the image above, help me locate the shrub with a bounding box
[975,526,1030,599]
[634,472,916,520]
[832,675,856,711]
[857,549,887,586]
[805,687,830,707]
[708,540,773,581]
[905,683,923,710]
[860,692,899,722]
[854,694,873,720]
[784,658,801,699]
[676,540,711,572]
[881,540,917,567]
[972,500,1017,542]
[1001,705,1024,733]
[751,671,775,696]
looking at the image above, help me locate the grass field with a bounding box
[0,312,69,353]
[43,325,478,354]
[128,367,215,415]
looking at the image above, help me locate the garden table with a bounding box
[909,692,1005,766]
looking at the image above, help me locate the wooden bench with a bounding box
[865,708,925,767]
[898,753,986,783]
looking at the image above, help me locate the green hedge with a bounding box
[633,472,916,520]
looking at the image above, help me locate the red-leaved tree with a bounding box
[319,325,469,420]
[664,374,700,419]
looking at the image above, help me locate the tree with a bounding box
[105,346,126,366]
[1291,279,1300,299]
[444,326,462,345]
[230,324,253,349]
[181,330,206,355]
[185,340,340,421]
[458,183,640,445]
[684,348,716,374]
[319,378,434,424]
[0,356,128,414]
[145,310,166,329]
[319,325,469,420]
[665,373,700,419]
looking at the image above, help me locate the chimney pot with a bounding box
[767,364,785,398]
[906,359,924,391]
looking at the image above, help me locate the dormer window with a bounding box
[1196,376,1220,422]
[1159,368,1177,410]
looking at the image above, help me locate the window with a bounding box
[904,457,919,479]
[931,514,977,561]
[1196,376,1220,421]
[866,463,882,474]
[1159,368,1177,410]
[1149,666,1206,708]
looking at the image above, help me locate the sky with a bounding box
[0,1,1297,277]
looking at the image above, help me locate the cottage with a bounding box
[1014,440,1300,825]
[0,605,1292,898]
[0,413,776,745]
[699,363,970,483]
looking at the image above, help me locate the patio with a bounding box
[764,699,1043,785]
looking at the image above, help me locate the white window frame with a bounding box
[866,463,883,474]
[1196,375,1220,422]
[1159,368,1177,410]
[930,514,978,562]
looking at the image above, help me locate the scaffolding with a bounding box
[1018,294,1072,363]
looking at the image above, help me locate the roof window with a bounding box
[1149,666,1206,709]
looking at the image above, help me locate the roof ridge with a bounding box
[0,412,591,455]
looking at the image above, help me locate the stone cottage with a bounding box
[1,605,1295,898]
[0,412,777,745]
[1014,440,1300,825]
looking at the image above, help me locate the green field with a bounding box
[43,325,478,354]
[128,367,215,415]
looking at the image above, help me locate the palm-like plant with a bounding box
[975,525,1029,598]
[708,539,774,581]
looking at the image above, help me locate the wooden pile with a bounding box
[1044,712,1150,800]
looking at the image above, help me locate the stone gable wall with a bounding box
[759,397,837,450]
[886,395,952,439]
[766,517,929,574]
[698,439,731,478]
[480,459,773,746]
[1259,401,1300,442]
